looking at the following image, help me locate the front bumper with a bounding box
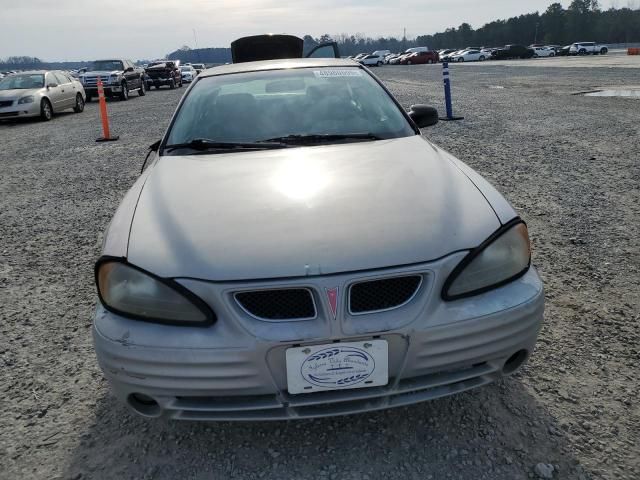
[147,78,174,86]
[93,256,544,421]
[84,85,123,96]
[0,101,41,119]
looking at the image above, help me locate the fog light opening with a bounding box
[127,393,161,417]
[502,349,528,375]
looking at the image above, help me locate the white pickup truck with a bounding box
[569,42,609,55]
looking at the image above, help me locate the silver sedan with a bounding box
[93,58,544,420]
[0,70,86,121]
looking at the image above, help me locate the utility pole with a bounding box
[193,29,201,63]
[534,22,539,44]
[402,27,407,51]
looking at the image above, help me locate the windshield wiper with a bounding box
[163,138,288,154]
[262,133,383,145]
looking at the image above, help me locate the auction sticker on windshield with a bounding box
[286,340,388,394]
[313,69,363,78]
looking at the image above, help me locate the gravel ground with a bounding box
[1,63,638,480]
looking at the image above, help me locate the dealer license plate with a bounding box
[286,340,388,394]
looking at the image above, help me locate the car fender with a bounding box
[101,165,155,257]
[436,148,517,224]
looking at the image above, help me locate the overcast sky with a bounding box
[0,0,619,61]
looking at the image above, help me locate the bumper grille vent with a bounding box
[235,289,316,321]
[349,275,422,314]
[0,100,13,108]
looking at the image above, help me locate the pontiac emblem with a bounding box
[326,287,339,319]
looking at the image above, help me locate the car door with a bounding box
[305,42,341,59]
[124,60,139,88]
[46,72,66,112]
[56,72,76,108]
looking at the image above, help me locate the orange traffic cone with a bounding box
[96,77,119,142]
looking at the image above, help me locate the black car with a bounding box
[556,45,572,57]
[490,45,535,60]
[145,60,183,89]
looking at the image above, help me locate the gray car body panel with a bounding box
[125,135,502,281]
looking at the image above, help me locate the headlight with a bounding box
[18,95,35,104]
[95,258,215,326]
[109,75,120,84]
[443,220,531,300]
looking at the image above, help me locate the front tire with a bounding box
[479,56,485,61]
[169,78,176,89]
[73,93,85,113]
[40,98,53,121]
[600,48,608,55]
[457,57,464,62]
[120,82,129,101]
[138,79,146,96]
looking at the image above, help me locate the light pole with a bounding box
[534,22,539,44]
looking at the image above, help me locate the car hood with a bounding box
[127,135,502,281]
[83,70,121,77]
[0,88,42,100]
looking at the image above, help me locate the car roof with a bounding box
[199,58,359,78]
[7,70,49,75]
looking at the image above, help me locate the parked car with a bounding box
[79,59,146,102]
[440,50,464,62]
[353,53,368,61]
[358,54,385,66]
[556,45,572,56]
[569,42,608,55]
[491,45,535,60]
[146,60,183,89]
[0,70,86,121]
[191,63,206,74]
[532,47,556,58]
[389,53,411,65]
[450,49,488,62]
[401,50,439,65]
[92,56,544,420]
[404,46,431,54]
[180,65,197,83]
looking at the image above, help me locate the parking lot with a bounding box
[1,54,639,480]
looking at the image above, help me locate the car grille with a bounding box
[235,288,316,321]
[82,76,107,87]
[0,100,13,108]
[349,275,422,314]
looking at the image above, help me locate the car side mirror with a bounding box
[125,67,134,72]
[47,82,58,89]
[408,105,439,128]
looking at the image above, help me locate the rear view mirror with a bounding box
[409,105,439,128]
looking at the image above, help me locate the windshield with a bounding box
[181,67,191,72]
[90,60,124,71]
[165,67,415,152]
[0,74,44,90]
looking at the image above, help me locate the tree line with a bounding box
[307,1,640,55]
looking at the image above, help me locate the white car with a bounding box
[0,70,86,121]
[532,47,555,58]
[451,50,488,62]
[180,65,197,83]
[358,54,385,67]
[569,42,608,55]
[92,57,544,420]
